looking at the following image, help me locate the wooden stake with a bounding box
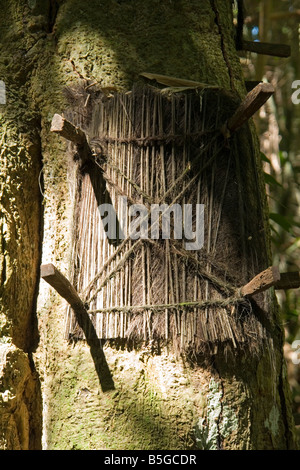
[275,272,300,291]
[240,266,280,297]
[41,263,85,309]
[41,263,115,392]
[50,114,94,166]
[223,82,274,136]
[241,40,291,58]
[270,10,300,20]
[51,114,87,145]
[139,72,219,89]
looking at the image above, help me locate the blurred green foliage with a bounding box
[238,0,300,341]
[237,0,300,428]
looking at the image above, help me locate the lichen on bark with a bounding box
[195,378,240,450]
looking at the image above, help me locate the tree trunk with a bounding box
[0,0,297,450]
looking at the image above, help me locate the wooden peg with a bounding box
[240,266,280,297]
[50,114,93,166]
[41,263,85,310]
[270,10,300,20]
[139,72,219,89]
[223,82,274,136]
[51,114,87,146]
[275,272,300,291]
[240,41,291,58]
[41,263,115,392]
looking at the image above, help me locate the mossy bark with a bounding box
[0,0,297,450]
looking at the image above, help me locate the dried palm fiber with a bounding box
[62,81,273,358]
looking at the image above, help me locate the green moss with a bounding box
[44,345,198,450]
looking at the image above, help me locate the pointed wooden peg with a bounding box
[240,266,280,297]
[41,263,85,309]
[41,263,115,392]
[50,114,93,166]
[240,40,291,58]
[139,72,219,89]
[275,272,300,291]
[223,82,274,136]
[51,114,87,146]
[270,10,300,20]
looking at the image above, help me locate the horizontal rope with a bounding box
[90,130,216,147]
[87,295,248,315]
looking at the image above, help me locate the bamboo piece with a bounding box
[51,113,93,167]
[270,10,300,20]
[41,263,85,309]
[139,72,219,89]
[41,263,114,391]
[241,40,291,58]
[141,91,147,341]
[275,272,300,290]
[145,94,152,341]
[157,92,170,341]
[179,94,189,339]
[240,266,280,297]
[51,114,88,145]
[223,83,275,136]
[127,92,134,337]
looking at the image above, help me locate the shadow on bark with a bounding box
[72,303,115,392]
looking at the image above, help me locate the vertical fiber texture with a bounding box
[63,84,271,358]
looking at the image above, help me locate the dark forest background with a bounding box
[239,0,300,429]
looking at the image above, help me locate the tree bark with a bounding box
[0,0,297,450]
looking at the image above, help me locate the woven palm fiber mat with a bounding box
[61,82,273,359]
